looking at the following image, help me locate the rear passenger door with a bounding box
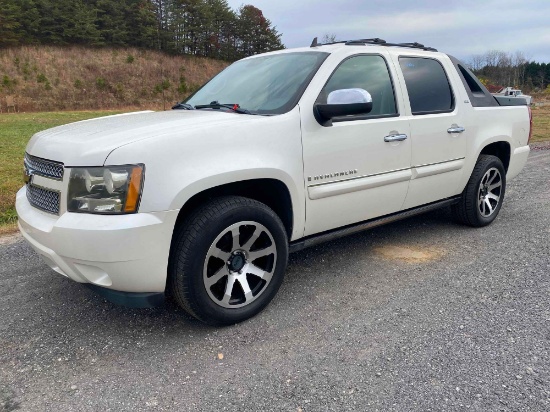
[392,55,468,209]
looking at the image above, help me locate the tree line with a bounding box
[0,0,284,61]
[468,50,549,92]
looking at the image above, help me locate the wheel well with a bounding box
[174,179,293,239]
[480,142,511,172]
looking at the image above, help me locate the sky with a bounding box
[227,0,550,62]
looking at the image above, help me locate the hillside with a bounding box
[0,46,229,112]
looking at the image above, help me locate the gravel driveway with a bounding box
[1,150,549,411]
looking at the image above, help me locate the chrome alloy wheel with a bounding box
[478,167,502,217]
[203,221,277,308]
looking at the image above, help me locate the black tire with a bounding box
[452,154,506,227]
[168,196,289,325]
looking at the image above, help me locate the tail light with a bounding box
[527,106,533,144]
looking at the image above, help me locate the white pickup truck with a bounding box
[492,87,533,105]
[17,38,532,325]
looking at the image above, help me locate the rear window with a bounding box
[399,57,454,115]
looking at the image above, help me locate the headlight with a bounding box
[67,165,144,214]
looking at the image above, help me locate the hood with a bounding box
[26,110,257,166]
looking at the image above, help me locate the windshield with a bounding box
[185,52,329,115]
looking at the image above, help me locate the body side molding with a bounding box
[307,169,412,200]
[412,158,465,179]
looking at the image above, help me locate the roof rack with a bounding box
[310,37,437,52]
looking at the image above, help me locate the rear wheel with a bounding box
[169,196,288,325]
[452,154,506,227]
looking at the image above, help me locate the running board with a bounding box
[289,197,460,253]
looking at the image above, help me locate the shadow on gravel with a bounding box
[288,206,457,267]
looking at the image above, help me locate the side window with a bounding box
[318,55,397,118]
[457,64,483,95]
[399,57,454,115]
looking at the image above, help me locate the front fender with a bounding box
[103,106,306,241]
[169,169,305,241]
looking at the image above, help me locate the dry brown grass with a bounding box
[531,105,550,143]
[0,46,229,112]
[0,223,18,236]
[531,92,550,103]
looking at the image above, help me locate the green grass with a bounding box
[0,111,121,228]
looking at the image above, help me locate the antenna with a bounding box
[310,37,319,48]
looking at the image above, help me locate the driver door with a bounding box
[301,53,412,236]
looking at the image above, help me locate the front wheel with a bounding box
[452,154,506,227]
[168,196,289,325]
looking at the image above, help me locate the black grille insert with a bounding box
[24,153,64,180]
[26,185,60,215]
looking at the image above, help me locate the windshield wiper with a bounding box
[194,101,252,114]
[172,102,195,110]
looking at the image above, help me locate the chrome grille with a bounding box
[26,185,60,214]
[24,153,64,180]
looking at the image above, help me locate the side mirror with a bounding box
[314,88,373,126]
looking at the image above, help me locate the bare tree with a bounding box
[469,54,485,71]
[322,33,338,44]
[470,50,532,88]
[538,70,546,89]
[512,51,527,87]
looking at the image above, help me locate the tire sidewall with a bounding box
[470,157,506,226]
[179,202,288,325]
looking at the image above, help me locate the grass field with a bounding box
[0,111,121,232]
[0,107,548,233]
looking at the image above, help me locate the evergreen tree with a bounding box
[236,5,283,59]
[203,0,233,59]
[0,0,23,46]
[35,0,66,44]
[127,0,158,49]
[64,1,103,45]
[16,0,41,44]
[93,0,132,46]
[150,0,171,50]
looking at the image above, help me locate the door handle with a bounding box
[384,134,408,142]
[447,125,465,134]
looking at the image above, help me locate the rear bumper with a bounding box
[16,186,179,296]
[507,145,530,181]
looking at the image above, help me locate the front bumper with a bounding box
[16,186,179,302]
